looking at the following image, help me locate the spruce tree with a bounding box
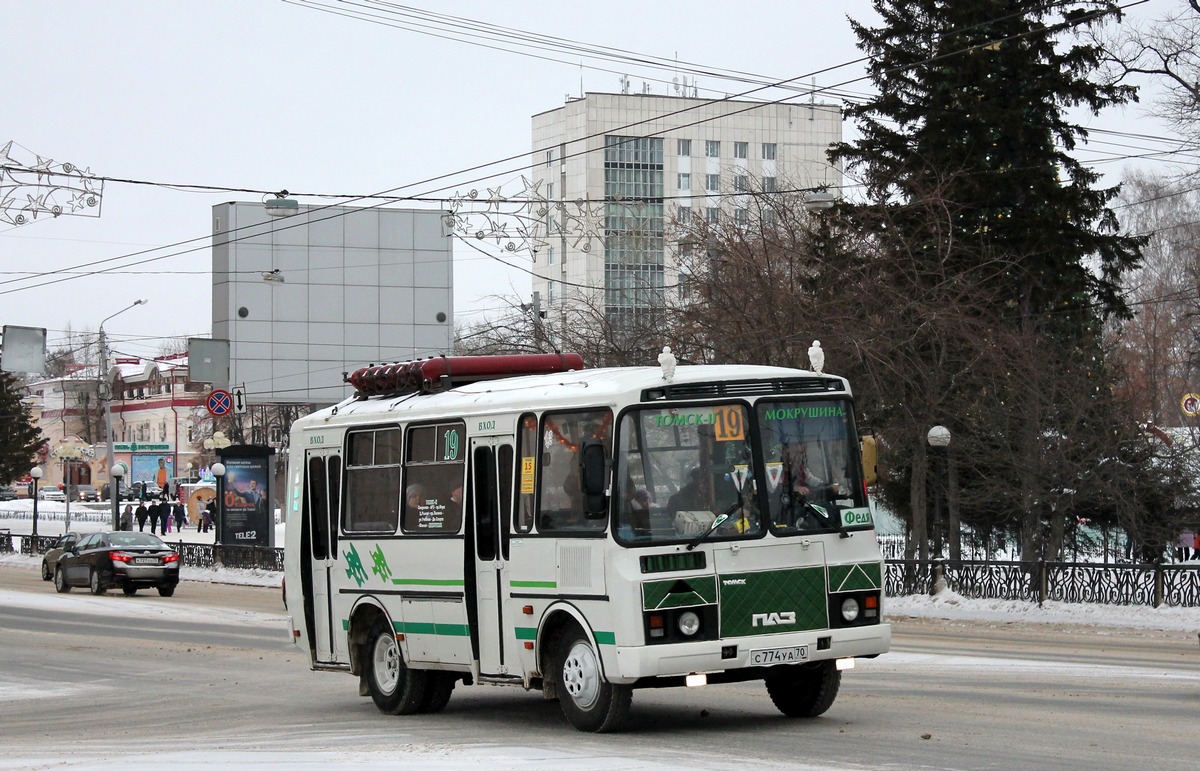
[831,1,1146,560]
[0,371,42,484]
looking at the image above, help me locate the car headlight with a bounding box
[840,597,860,622]
[678,611,701,636]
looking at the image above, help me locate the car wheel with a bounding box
[556,624,631,733]
[89,568,107,595]
[157,584,176,597]
[122,585,137,596]
[41,560,52,581]
[54,566,71,593]
[364,616,427,715]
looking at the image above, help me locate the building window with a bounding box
[763,176,777,193]
[547,182,554,200]
[677,206,692,226]
[762,143,777,160]
[705,207,720,224]
[705,174,720,193]
[678,172,690,190]
[705,140,720,158]
[734,141,748,159]
[548,246,555,265]
[735,208,749,225]
[677,138,691,156]
[735,175,749,192]
[546,149,556,167]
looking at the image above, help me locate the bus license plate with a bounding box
[751,645,809,666]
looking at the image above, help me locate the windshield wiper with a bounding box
[685,501,740,551]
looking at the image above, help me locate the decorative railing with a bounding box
[885,559,1200,607]
[11,534,284,574]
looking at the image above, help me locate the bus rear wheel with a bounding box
[365,617,427,715]
[765,660,841,718]
[556,626,631,733]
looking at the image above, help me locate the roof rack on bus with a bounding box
[344,353,586,398]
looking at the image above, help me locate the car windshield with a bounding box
[108,532,168,548]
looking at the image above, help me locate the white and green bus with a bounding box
[283,352,890,732]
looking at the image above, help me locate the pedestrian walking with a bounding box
[120,504,133,531]
[135,502,148,531]
[173,501,185,532]
[148,500,161,535]
[161,496,172,534]
[202,500,215,533]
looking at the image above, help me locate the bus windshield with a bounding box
[614,398,866,544]
[614,403,762,544]
[756,398,866,535]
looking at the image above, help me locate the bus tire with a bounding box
[365,617,427,715]
[765,661,841,718]
[418,672,456,714]
[556,626,631,733]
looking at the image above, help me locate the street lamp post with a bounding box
[99,299,148,521]
[110,463,126,530]
[211,462,226,547]
[927,425,952,558]
[30,467,43,540]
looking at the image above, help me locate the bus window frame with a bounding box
[534,407,613,538]
[341,424,403,536]
[400,419,467,536]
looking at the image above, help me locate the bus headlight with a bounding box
[840,598,860,623]
[678,611,701,636]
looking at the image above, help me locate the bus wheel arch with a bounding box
[363,614,427,715]
[536,606,595,701]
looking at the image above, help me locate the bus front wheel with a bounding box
[555,626,631,733]
[365,617,427,715]
[765,660,841,718]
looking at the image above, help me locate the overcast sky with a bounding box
[0,0,1178,364]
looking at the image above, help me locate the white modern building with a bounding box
[530,92,842,324]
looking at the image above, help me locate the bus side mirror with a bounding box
[860,433,878,487]
[579,439,608,519]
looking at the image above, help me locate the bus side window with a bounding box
[538,409,611,533]
[515,413,537,534]
[343,427,402,534]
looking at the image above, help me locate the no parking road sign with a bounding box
[207,389,233,417]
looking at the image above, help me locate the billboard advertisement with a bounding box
[216,445,275,548]
[130,453,174,488]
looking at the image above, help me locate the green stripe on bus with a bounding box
[510,580,557,588]
[514,627,615,645]
[342,619,349,630]
[390,578,466,586]
[391,621,471,636]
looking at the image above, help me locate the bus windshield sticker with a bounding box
[762,404,846,421]
[651,405,745,442]
[520,456,536,494]
[765,462,783,491]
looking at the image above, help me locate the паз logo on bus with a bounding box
[751,611,796,626]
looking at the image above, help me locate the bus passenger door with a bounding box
[304,449,342,664]
[468,437,514,676]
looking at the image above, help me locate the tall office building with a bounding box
[530,92,841,332]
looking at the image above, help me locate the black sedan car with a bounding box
[53,531,180,597]
[40,532,81,581]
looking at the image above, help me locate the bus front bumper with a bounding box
[611,623,891,682]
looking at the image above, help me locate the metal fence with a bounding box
[2,532,284,573]
[886,559,1200,607]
